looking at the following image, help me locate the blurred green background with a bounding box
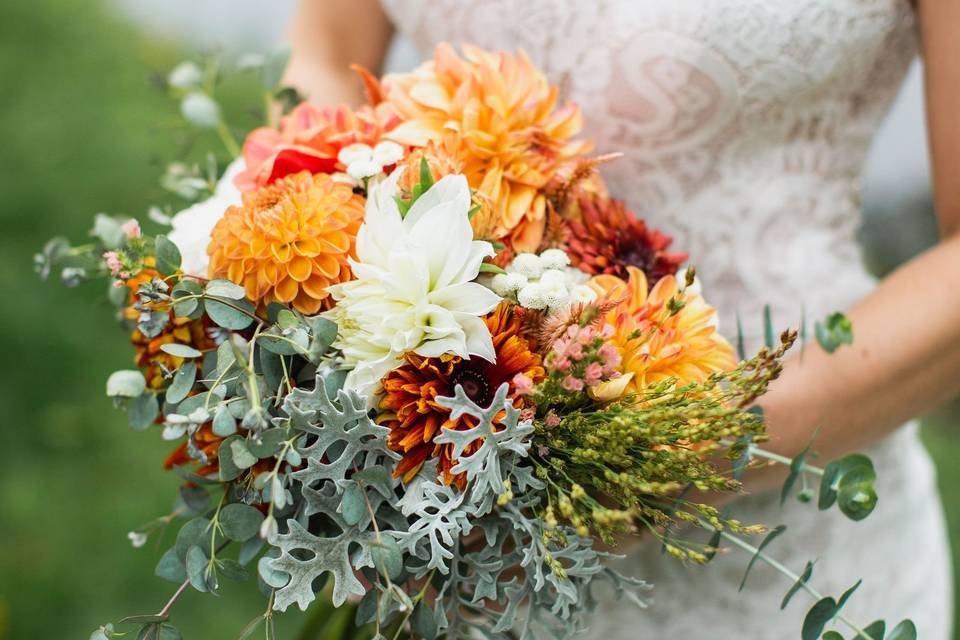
[0,1,957,639]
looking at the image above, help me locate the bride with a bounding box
[281,1,959,637]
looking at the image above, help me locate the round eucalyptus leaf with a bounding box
[206,297,256,330]
[801,597,838,640]
[340,483,366,527]
[167,61,204,90]
[159,625,183,640]
[211,404,237,437]
[180,92,221,129]
[106,370,146,398]
[371,537,403,581]
[154,547,186,584]
[863,621,886,640]
[888,620,917,640]
[219,503,264,542]
[217,558,249,581]
[154,235,182,276]
[128,392,159,431]
[205,279,247,300]
[247,428,287,458]
[238,535,265,566]
[257,556,289,589]
[185,545,209,592]
[165,362,197,404]
[171,279,203,317]
[174,517,211,561]
[217,436,243,482]
[119,614,169,625]
[159,343,203,359]
[820,633,843,640]
[411,601,438,640]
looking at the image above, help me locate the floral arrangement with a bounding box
[40,44,912,640]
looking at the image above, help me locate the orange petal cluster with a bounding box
[235,102,402,191]
[588,267,736,395]
[382,43,590,252]
[378,304,545,488]
[207,171,364,315]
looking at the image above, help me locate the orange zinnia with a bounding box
[588,267,736,397]
[378,304,545,488]
[382,43,590,252]
[207,171,364,315]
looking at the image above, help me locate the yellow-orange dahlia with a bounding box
[207,171,364,315]
[378,304,545,488]
[587,267,736,397]
[382,43,590,252]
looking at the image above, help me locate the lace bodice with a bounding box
[381,0,918,343]
[380,1,953,638]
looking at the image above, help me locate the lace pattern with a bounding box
[379,1,952,636]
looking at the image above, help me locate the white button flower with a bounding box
[327,169,501,403]
[167,157,244,277]
[539,248,571,270]
[337,141,405,181]
[490,272,528,296]
[508,253,544,279]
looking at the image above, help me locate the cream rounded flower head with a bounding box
[337,141,405,182]
[167,158,244,277]
[326,169,501,403]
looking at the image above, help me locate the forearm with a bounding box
[282,0,393,105]
[756,232,960,474]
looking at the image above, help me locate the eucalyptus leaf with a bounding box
[155,547,187,584]
[248,428,288,457]
[185,545,210,592]
[172,280,202,317]
[411,601,438,640]
[801,597,838,640]
[815,311,854,354]
[229,438,259,470]
[180,92,221,129]
[863,621,886,640]
[205,279,247,300]
[155,235,182,276]
[781,560,814,610]
[165,362,197,404]
[107,370,146,398]
[888,620,917,640]
[739,525,786,591]
[218,558,249,581]
[212,403,237,437]
[174,518,211,561]
[159,343,203,359]
[128,392,159,431]
[371,537,403,581]
[262,43,292,90]
[206,297,256,330]
[219,503,264,542]
[340,483,366,526]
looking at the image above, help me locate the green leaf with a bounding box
[763,304,775,349]
[257,555,290,589]
[739,524,786,591]
[781,430,818,505]
[835,579,861,612]
[165,362,197,404]
[247,428,288,457]
[371,537,403,581]
[704,527,722,563]
[155,235,182,275]
[174,517,211,561]
[340,483,366,526]
[411,601,438,640]
[119,614,169,625]
[159,343,203,359]
[238,535,265,566]
[815,311,854,354]
[863,621,886,640]
[478,263,507,275]
[179,485,209,514]
[781,560,814,610]
[802,597,838,640]
[155,547,187,583]
[212,403,237,437]
[205,279,247,299]
[306,316,338,361]
[888,620,917,640]
[230,438,259,470]
[158,625,182,640]
[818,453,877,521]
[217,436,243,481]
[277,309,299,329]
[821,633,843,640]
[419,156,434,192]
[185,545,209,592]
[128,392,159,431]
[172,281,202,317]
[218,558,250,581]
[206,297,256,330]
[735,311,746,361]
[259,325,308,356]
[106,370,146,398]
[219,503,264,542]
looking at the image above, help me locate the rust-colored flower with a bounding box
[378,304,545,488]
[563,193,686,285]
[207,171,364,314]
[163,423,274,478]
[587,267,736,398]
[235,102,402,192]
[382,43,591,253]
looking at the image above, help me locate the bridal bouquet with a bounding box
[40,44,913,640]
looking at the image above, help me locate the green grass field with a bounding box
[0,1,957,638]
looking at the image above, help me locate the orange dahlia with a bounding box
[563,193,686,285]
[588,267,736,397]
[382,43,590,253]
[378,304,545,488]
[123,269,216,390]
[235,101,402,192]
[207,171,364,315]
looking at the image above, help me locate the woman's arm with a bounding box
[754,0,960,478]
[282,0,394,105]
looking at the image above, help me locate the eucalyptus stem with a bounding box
[216,119,242,158]
[158,579,190,618]
[703,520,876,640]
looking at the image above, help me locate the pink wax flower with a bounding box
[545,412,561,428]
[103,251,122,276]
[562,375,584,392]
[512,373,535,396]
[584,362,604,386]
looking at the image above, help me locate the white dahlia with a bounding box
[326,169,501,402]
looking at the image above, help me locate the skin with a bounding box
[283,0,960,490]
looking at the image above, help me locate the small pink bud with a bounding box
[545,412,561,428]
[102,251,122,276]
[562,375,584,392]
[511,373,535,396]
[121,218,141,239]
[584,362,603,386]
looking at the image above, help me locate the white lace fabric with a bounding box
[380,1,952,636]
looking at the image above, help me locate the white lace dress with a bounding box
[379,1,953,636]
